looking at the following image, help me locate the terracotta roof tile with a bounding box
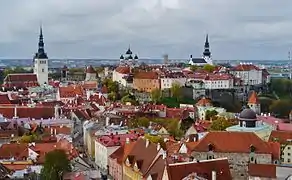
[232,64,260,71]
[109,141,136,164]
[269,130,292,144]
[59,85,84,98]
[0,94,12,104]
[3,74,39,88]
[248,164,276,178]
[167,158,232,180]
[86,65,96,73]
[115,66,130,74]
[192,131,275,154]
[196,97,212,106]
[248,91,259,104]
[134,71,159,79]
[0,106,55,119]
[0,143,28,160]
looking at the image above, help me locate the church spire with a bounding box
[34,25,48,59]
[203,34,211,58]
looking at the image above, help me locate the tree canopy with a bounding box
[102,78,119,93]
[40,149,71,180]
[205,110,218,120]
[203,64,216,72]
[269,99,292,118]
[209,116,235,131]
[151,88,162,103]
[170,83,182,101]
[144,134,166,149]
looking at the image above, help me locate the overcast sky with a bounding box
[1,0,292,60]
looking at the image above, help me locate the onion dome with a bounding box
[126,47,132,55]
[128,55,133,59]
[120,55,124,60]
[134,54,139,59]
[239,108,257,120]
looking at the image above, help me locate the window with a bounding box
[288,159,291,163]
[288,147,291,150]
[42,69,44,72]
[289,153,291,156]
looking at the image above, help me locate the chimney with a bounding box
[268,113,271,116]
[106,117,110,126]
[13,105,18,119]
[146,139,150,148]
[54,129,57,135]
[126,138,130,144]
[212,171,216,180]
[50,128,53,135]
[86,91,90,100]
[157,143,161,151]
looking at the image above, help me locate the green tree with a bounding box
[151,88,162,103]
[167,119,184,139]
[209,116,233,131]
[190,65,198,72]
[269,99,292,118]
[205,110,218,120]
[121,94,137,105]
[144,134,166,149]
[20,134,40,143]
[180,116,194,132]
[103,78,119,93]
[170,83,182,101]
[128,117,150,128]
[203,64,215,72]
[108,92,117,101]
[40,149,71,180]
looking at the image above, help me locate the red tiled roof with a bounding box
[134,71,159,79]
[192,131,275,154]
[0,94,12,104]
[196,97,212,106]
[3,74,39,88]
[86,65,96,73]
[248,91,259,104]
[115,66,130,74]
[232,64,260,71]
[0,106,55,119]
[109,141,136,164]
[97,133,138,147]
[0,143,28,160]
[82,81,97,90]
[268,130,292,144]
[4,164,32,171]
[59,85,84,98]
[167,158,232,180]
[248,164,276,178]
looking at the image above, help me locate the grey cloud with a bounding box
[0,0,292,60]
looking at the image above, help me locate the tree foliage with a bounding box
[121,94,138,105]
[40,149,71,180]
[151,88,162,103]
[102,78,119,93]
[203,64,216,72]
[170,83,182,101]
[270,79,292,98]
[190,65,198,72]
[205,110,218,120]
[20,134,40,143]
[144,134,166,149]
[167,119,184,139]
[269,99,292,118]
[209,116,235,131]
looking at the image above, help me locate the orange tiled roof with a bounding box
[232,64,260,71]
[248,91,259,104]
[0,143,28,160]
[268,130,292,144]
[248,164,276,178]
[59,85,84,98]
[86,65,96,73]
[192,131,275,154]
[134,71,159,79]
[115,66,130,74]
[110,141,136,164]
[167,158,232,180]
[0,94,12,104]
[196,97,212,106]
[0,106,55,119]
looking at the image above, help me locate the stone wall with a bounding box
[191,152,272,180]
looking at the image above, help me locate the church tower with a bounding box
[248,91,261,114]
[33,26,49,85]
[202,34,213,65]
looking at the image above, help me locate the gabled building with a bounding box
[190,131,280,179]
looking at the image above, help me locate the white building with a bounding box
[230,63,263,86]
[160,73,186,90]
[112,66,131,87]
[33,26,49,85]
[188,34,213,66]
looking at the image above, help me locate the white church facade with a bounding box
[188,34,213,66]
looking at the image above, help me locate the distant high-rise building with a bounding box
[163,54,169,64]
[33,26,49,85]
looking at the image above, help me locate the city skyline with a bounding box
[1,0,292,60]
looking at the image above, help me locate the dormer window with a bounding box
[208,143,214,151]
[250,145,256,153]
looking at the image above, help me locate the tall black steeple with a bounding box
[34,26,48,59]
[203,34,211,58]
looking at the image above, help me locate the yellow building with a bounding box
[269,130,292,164]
